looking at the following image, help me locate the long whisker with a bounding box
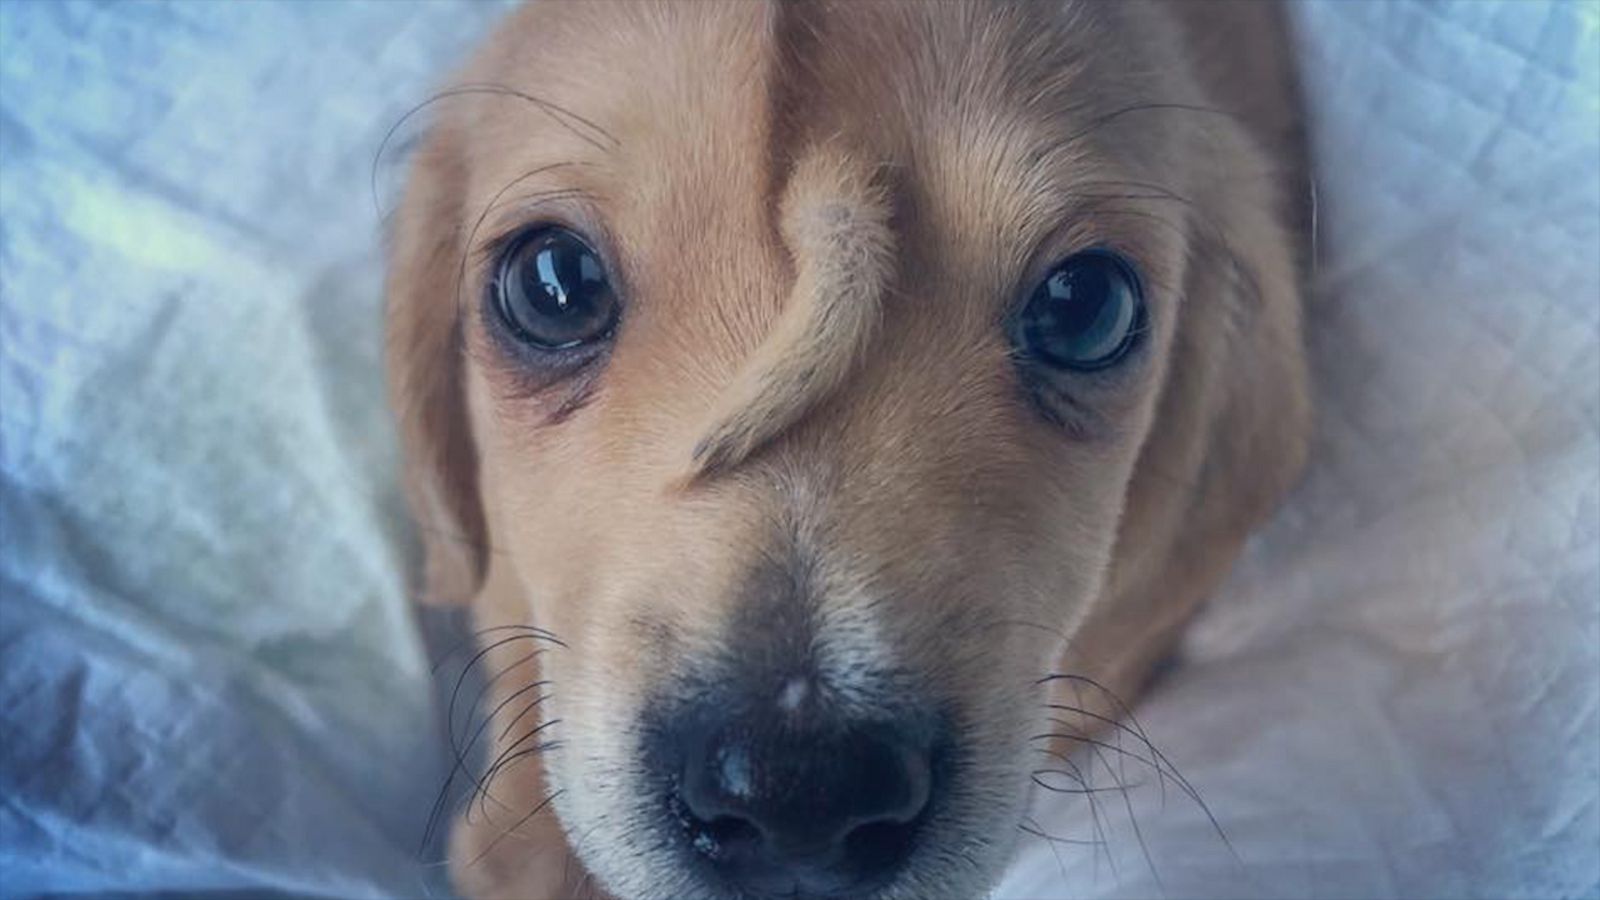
[446,636,547,758]
[1033,672,1244,893]
[420,635,552,851]
[1035,723,1162,890]
[1018,817,1103,847]
[498,691,555,742]
[1044,702,1170,805]
[1061,750,1117,881]
[1034,727,1158,763]
[454,176,593,322]
[474,738,564,823]
[1032,768,1145,795]
[1039,673,1235,860]
[1063,101,1246,147]
[1069,176,1272,315]
[461,681,552,768]
[372,83,617,220]
[474,718,564,822]
[1021,819,1066,888]
[466,788,568,869]
[423,668,540,846]
[1087,731,1162,893]
[431,624,566,674]
[419,627,564,852]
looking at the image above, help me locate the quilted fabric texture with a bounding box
[1002,2,1600,897]
[0,1,1595,897]
[0,3,513,896]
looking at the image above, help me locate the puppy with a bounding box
[387,2,1310,898]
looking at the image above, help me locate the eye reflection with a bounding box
[1012,249,1145,371]
[494,226,617,350]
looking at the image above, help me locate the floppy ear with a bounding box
[386,126,488,606]
[1062,144,1312,706]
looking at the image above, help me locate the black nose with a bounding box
[666,704,935,896]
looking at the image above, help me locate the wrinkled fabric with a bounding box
[0,1,1595,897]
[1002,2,1600,897]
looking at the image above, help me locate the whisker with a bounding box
[445,81,620,149]
[1064,750,1117,882]
[1063,101,1246,147]
[418,627,565,852]
[497,689,556,742]
[420,636,550,850]
[445,636,545,755]
[474,719,564,822]
[1017,817,1073,889]
[466,788,567,870]
[1039,673,1235,860]
[1036,696,1161,890]
[1034,727,1153,762]
[1086,731,1163,893]
[434,650,550,829]
[1033,729,1178,801]
[475,739,564,823]
[430,624,565,675]
[461,682,553,767]
[1032,768,1144,795]
[1069,176,1271,314]
[1018,818,1103,847]
[372,83,617,221]
[1044,676,1174,796]
[454,175,591,320]
[979,617,1073,642]
[1046,700,1169,806]
[1072,202,1267,315]
[1034,674,1240,892]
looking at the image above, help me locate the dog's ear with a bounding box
[386,126,487,606]
[1067,154,1312,702]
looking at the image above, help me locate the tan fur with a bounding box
[691,149,893,477]
[385,2,1310,898]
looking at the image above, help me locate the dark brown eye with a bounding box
[493,227,617,350]
[1012,249,1145,370]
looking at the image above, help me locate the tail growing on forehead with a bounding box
[689,149,894,477]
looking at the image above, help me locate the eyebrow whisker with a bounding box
[372,82,617,221]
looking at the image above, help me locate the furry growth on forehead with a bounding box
[690,149,894,478]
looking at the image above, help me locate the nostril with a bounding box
[663,710,941,892]
[843,817,921,871]
[671,785,764,863]
[702,814,761,850]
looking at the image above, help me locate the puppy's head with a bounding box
[388,2,1308,898]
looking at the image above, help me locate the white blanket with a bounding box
[2,2,1595,897]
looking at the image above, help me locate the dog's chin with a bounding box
[546,726,1032,900]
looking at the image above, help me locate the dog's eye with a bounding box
[1012,249,1145,370]
[493,227,617,350]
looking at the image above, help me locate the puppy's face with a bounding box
[389,3,1308,898]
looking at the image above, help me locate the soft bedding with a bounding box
[1,1,1595,897]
